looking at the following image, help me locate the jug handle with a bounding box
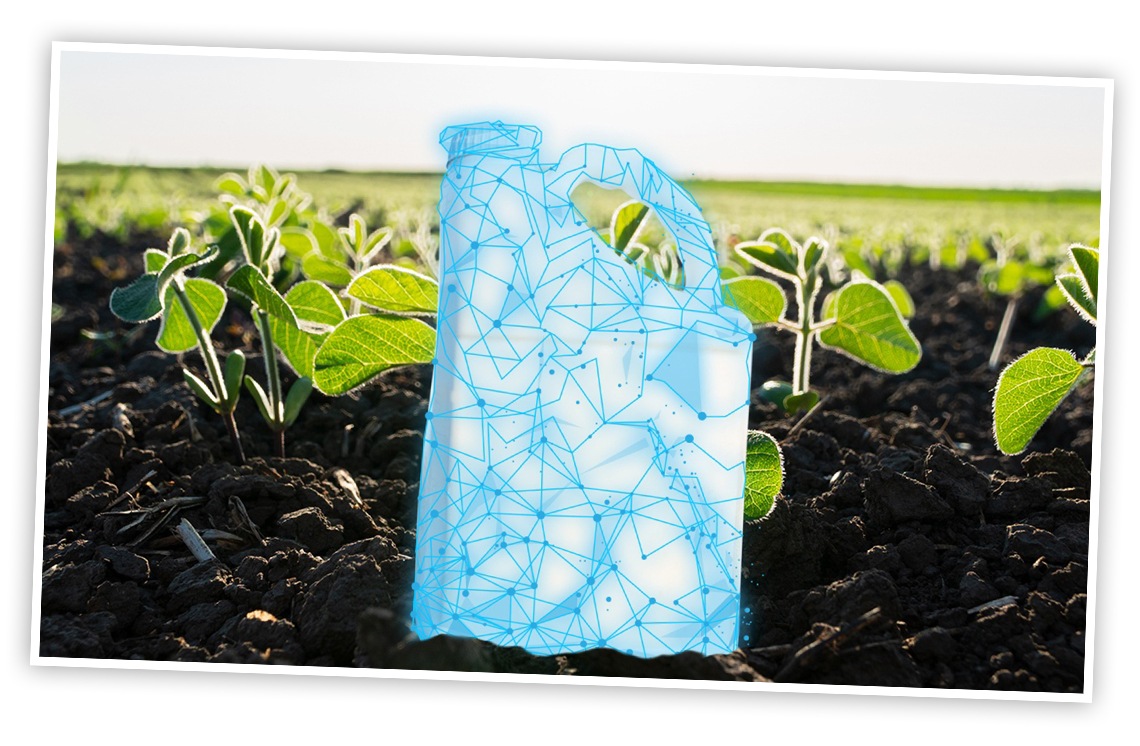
[549,144,723,310]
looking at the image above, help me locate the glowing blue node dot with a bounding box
[492,319,502,328]
[698,412,707,420]
[429,509,439,518]
[507,588,515,596]
[536,511,545,519]
[477,398,486,407]
[593,514,601,522]
[462,590,469,597]
[606,596,612,602]
[425,412,433,420]
[649,598,656,605]
[685,434,694,443]
[447,284,456,292]
[471,241,479,249]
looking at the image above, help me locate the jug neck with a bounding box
[441,122,542,166]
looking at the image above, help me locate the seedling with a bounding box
[300,214,398,306]
[978,233,1058,370]
[225,206,314,458]
[727,228,921,414]
[992,244,1098,455]
[109,227,247,463]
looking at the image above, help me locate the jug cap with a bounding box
[441,121,541,162]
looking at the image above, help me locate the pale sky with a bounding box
[55,49,1108,188]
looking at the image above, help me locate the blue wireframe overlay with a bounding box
[411,122,754,658]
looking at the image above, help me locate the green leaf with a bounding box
[821,290,838,321]
[360,226,395,264]
[311,221,339,260]
[155,246,219,297]
[215,173,247,197]
[287,280,347,327]
[803,238,827,273]
[244,375,278,426]
[266,198,289,227]
[183,369,220,409]
[842,248,876,280]
[610,200,650,252]
[313,314,437,395]
[723,276,787,325]
[222,350,246,410]
[743,431,783,520]
[144,249,170,274]
[347,266,439,314]
[783,390,820,415]
[226,265,298,323]
[254,165,278,195]
[283,377,313,427]
[1057,274,1097,324]
[1033,284,1068,322]
[883,279,916,319]
[231,206,268,267]
[1068,245,1099,303]
[757,228,798,259]
[818,281,921,373]
[736,237,799,279]
[156,278,227,353]
[280,227,318,260]
[268,313,321,378]
[109,273,162,323]
[719,264,742,280]
[168,227,191,254]
[302,253,353,285]
[993,347,1085,455]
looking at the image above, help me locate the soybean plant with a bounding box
[726,228,922,414]
[109,228,247,463]
[225,207,314,458]
[992,245,1098,455]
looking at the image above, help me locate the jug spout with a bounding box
[440,121,542,164]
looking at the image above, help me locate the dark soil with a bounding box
[41,229,1094,691]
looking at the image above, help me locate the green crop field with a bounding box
[53,163,1101,277]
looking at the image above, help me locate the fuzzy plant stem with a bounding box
[988,295,1020,371]
[792,277,816,395]
[255,308,287,459]
[172,281,246,464]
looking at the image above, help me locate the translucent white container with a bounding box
[411,122,754,657]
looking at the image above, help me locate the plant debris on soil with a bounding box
[41,229,1093,691]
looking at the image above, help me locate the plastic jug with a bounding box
[410,122,754,658]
